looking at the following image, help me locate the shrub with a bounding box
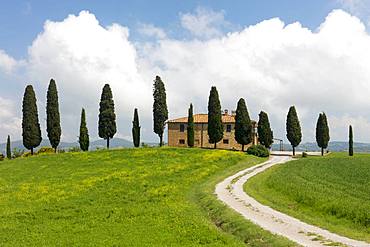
[22,152,33,158]
[58,149,66,153]
[37,147,55,155]
[12,148,25,159]
[68,146,81,152]
[0,154,4,161]
[247,145,269,157]
[302,152,308,158]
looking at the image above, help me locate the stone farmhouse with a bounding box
[167,110,258,150]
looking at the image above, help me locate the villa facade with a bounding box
[167,111,258,150]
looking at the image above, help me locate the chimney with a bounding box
[224,109,228,115]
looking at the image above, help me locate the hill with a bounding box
[272,141,370,152]
[0,148,294,246]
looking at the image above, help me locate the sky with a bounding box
[1,0,370,145]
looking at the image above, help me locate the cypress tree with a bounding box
[234,98,252,151]
[6,135,11,159]
[208,86,223,149]
[286,106,302,156]
[79,108,89,151]
[22,85,42,155]
[98,84,117,149]
[153,76,168,147]
[316,112,330,156]
[46,79,61,152]
[132,108,140,148]
[258,111,273,149]
[349,125,353,156]
[187,103,195,147]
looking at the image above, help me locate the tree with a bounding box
[98,84,117,149]
[187,103,195,147]
[6,135,11,159]
[153,76,168,147]
[258,111,273,149]
[132,108,140,148]
[349,125,353,156]
[208,86,223,149]
[22,85,42,155]
[46,79,61,152]
[234,98,252,151]
[286,106,302,156]
[316,112,330,156]
[79,108,89,151]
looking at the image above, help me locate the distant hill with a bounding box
[272,141,370,153]
[0,138,146,153]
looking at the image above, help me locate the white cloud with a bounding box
[141,9,370,142]
[180,7,232,39]
[0,97,21,140]
[27,11,152,142]
[339,0,370,25]
[0,50,19,74]
[137,23,167,39]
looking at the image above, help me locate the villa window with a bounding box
[180,124,185,132]
[179,139,185,144]
[223,139,229,144]
[226,124,232,132]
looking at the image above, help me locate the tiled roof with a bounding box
[168,113,256,124]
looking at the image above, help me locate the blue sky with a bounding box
[0,1,341,59]
[2,0,370,144]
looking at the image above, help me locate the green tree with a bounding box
[349,125,354,156]
[132,108,140,148]
[6,135,11,159]
[22,85,42,155]
[187,103,195,147]
[98,84,117,149]
[316,112,330,156]
[258,111,273,149]
[46,79,61,152]
[286,106,302,156]
[208,86,223,149]
[79,108,89,151]
[153,76,168,147]
[234,98,252,151]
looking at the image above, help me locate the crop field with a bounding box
[0,147,295,246]
[244,152,370,242]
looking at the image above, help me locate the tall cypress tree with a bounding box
[286,106,302,156]
[234,98,252,151]
[79,108,89,151]
[316,112,330,156]
[22,85,42,155]
[349,125,354,156]
[98,84,117,149]
[258,111,273,149]
[132,108,140,148]
[208,86,223,149]
[6,135,11,159]
[46,79,61,152]
[153,76,168,147]
[187,103,195,147]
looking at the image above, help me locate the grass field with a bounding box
[244,152,370,242]
[0,147,296,246]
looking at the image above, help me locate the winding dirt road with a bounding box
[215,155,370,247]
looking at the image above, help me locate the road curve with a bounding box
[215,155,370,247]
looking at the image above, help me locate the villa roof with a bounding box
[168,113,256,124]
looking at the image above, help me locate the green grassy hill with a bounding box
[244,153,370,242]
[0,148,294,246]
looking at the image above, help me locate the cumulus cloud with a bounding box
[0,50,19,74]
[27,11,152,141]
[0,97,21,139]
[2,8,370,145]
[339,0,370,25]
[180,7,233,39]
